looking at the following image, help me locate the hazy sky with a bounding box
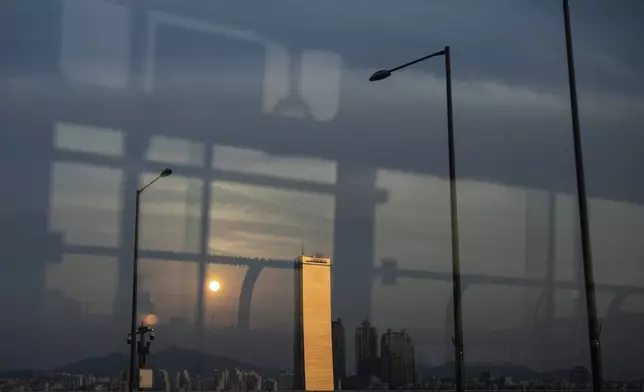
[1,0,643,378]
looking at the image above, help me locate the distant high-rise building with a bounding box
[159,369,170,392]
[216,369,232,391]
[355,319,378,377]
[279,372,294,391]
[332,318,347,388]
[233,369,262,391]
[381,329,415,389]
[293,255,334,391]
[263,378,278,391]
[480,371,491,390]
[569,365,591,386]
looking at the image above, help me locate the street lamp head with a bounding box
[369,69,392,82]
[160,168,173,177]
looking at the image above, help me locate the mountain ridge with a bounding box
[55,346,282,379]
[2,348,584,382]
[0,347,282,380]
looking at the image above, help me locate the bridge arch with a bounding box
[606,291,630,318]
[237,265,265,329]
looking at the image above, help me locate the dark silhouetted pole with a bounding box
[562,1,603,391]
[369,46,465,392]
[128,168,172,392]
[128,190,141,392]
[445,46,465,392]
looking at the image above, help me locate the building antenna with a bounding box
[301,243,305,256]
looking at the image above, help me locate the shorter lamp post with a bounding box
[128,168,172,392]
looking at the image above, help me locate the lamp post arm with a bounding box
[139,175,162,193]
[388,49,446,73]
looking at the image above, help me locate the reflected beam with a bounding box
[113,133,149,321]
[332,164,377,331]
[3,75,644,206]
[606,292,629,318]
[64,243,644,295]
[53,149,388,202]
[195,154,212,337]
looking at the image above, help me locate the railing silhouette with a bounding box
[63,244,644,331]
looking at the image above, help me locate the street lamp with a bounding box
[369,46,465,392]
[128,168,172,392]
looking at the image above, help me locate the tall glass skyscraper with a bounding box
[294,255,334,391]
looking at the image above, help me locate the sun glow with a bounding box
[208,280,221,292]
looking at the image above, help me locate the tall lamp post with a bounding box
[369,46,465,392]
[562,1,603,391]
[128,168,173,392]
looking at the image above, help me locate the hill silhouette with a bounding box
[52,346,282,379]
[4,351,579,383]
[419,361,539,380]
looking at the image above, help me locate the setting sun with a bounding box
[208,280,221,292]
